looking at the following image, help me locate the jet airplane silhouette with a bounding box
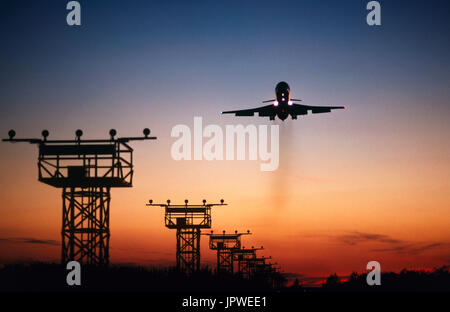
[221,81,345,121]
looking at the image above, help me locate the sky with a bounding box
[0,0,449,282]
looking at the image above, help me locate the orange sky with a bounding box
[1,106,449,279]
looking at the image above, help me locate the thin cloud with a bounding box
[0,237,59,246]
[335,231,403,246]
[333,232,444,256]
[372,242,443,255]
[282,272,305,279]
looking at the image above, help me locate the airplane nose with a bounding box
[275,81,290,93]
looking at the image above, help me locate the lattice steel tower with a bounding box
[205,230,251,274]
[147,199,226,273]
[3,128,156,265]
[244,255,272,277]
[232,246,264,278]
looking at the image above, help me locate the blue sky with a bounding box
[1,0,449,130]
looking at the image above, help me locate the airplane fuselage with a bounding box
[221,80,344,121]
[274,81,292,121]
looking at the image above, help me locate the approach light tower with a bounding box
[243,255,272,278]
[147,199,226,273]
[251,256,272,273]
[205,230,251,274]
[3,128,156,265]
[232,246,264,278]
[264,262,278,274]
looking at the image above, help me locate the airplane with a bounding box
[221,81,345,121]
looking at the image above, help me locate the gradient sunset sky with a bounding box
[0,0,449,281]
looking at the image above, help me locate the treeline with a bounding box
[315,266,449,292]
[0,262,286,292]
[1,262,448,292]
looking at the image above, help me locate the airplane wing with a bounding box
[290,103,345,115]
[221,104,275,117]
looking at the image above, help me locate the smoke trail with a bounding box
[269,120,294,210]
